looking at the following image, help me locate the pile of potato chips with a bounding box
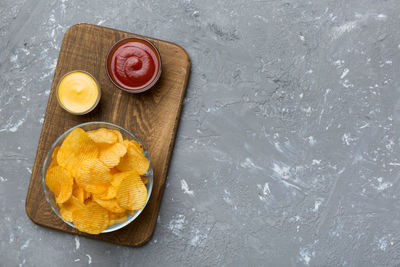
[45,127,150,234]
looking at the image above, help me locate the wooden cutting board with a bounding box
[25,24,190,246]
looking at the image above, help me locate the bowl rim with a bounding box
[56,70,102,115]
[105,36,162,94]
[42,121,154,233]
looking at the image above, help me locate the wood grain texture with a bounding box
[25,24,190,246]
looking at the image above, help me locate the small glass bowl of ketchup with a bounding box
[106,37,162,93]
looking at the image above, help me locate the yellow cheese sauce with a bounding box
[57,71,100,114]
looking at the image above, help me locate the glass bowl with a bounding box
[42,121,153,233]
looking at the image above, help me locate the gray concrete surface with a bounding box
[1,0,400,266]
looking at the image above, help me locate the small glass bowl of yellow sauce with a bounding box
[56,71,101,115]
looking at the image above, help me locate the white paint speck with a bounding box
[9,233,15,243]
[299,34,305,42]
[10,54,18,63]
[74,259,80,262]
[375,177,392,191]
[299,247,311,265]
[49,14,56,23]
[0,117,25,133]
[272,162,290,180]
[342,133,355,146]
[223,189,237,209]
[257,183,271,202]
[308,136,316,146]
[86,254,92,265]
[0,176,7,182]
[20,239,31,250]
[312,159,321,165]
[180,179,194,196]
[312,199,322,212]
[240,158,263,170]
[340,68,349,79]
[74,236,80,250]
[254,15,269,24]
[331,21,358,39]
[378,237,388,251]
[168,214,186,236]
[190,229,208,247]
[376,14,387,21]
[97,19,106,25]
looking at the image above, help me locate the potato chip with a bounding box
[109,215,128,226]
[75,158,112,193]
[57,128,98,176]
[110,167,119,174]
[111,129,124,143]
[49,146,60,168]
[99,142,127,168]
[83,190,91,201]
[93,185,117,200]
[87,128,118,144]
[93,197,125,213]
[82,183,109,195]
[72,201,109,234]
[129,140,143,153]
[117,141,149,175]
[72,184,85,204]
[116,171,147,211]
[45,167,62,196]
[60,196,85,222]
[141,177,148,185]
[109,211,127,220]
[111,171,134,190]
[45,165,73,204]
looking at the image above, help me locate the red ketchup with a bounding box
[109,40,160,91]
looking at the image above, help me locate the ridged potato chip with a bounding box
[49,146,60,168]
[117,141,149,175]
[57,128,98,176]
[83,190,91,201]
[93,197,125,213]
[110,167,119,174]
[45,165,73,204]
[108,215,128,226]
[129,140,143,153]
[111,129,124,143]
[111,171,134,189]
[72,184,85,204]
[116,171,147,211]
[109,211,126,220]
[141,177,148,185]
[99,142,127,168]
[75,158,112,193]
[88,128,118,144]
[93,185,117,200]
[60,196,85,222]
[82,183,109,195]
[45,167,62,196]
[72,201,109,234]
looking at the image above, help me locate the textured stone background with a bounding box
[1,0,400,266]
